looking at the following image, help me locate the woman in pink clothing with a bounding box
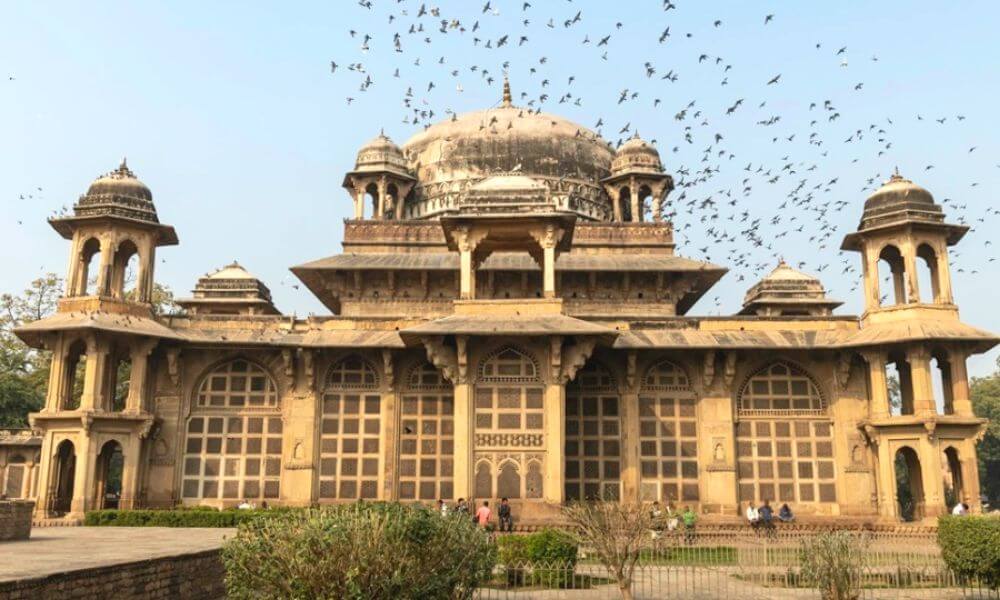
[476,500,492,528]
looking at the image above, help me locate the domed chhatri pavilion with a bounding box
[11,83,996,525]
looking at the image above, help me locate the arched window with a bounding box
[196,359,278,408]
[182,359,282,503]
[566,361,621,501]
[739,362,825,415]
[326,355,379,390]
[736,362,835,505]
[916,243,940,303]
[895,446,924,521]
[62,339,87,410]
[639,360,698,503]
[319,356,382,501]
[398,362,454,501]
[111,239,139,300]
[877,244,907,305]
[77,238,101,296]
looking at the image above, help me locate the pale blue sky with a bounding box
[2,1,998,374]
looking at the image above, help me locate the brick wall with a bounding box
[0,550,226,600]
[0,501,33,541]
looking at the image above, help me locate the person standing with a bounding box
[476,500,493,529]
[681,506,697,545]
[498,497,513,533]
[438,499,449,516]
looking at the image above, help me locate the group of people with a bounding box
[745,500,794,536]
[438,497,514,532]
[649,501,699,544]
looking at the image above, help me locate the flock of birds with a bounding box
[7,0,998,316]
[324,0,998,311]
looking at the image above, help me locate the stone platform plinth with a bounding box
[0,527,232,599]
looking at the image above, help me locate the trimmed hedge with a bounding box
[84,507,289,528]
[938,515,1000,589]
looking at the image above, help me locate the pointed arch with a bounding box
[478,345,539,383]
[737,361,825,414]
[642,359,691,391]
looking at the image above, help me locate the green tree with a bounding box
[0,273,62,427]
[0,273,176,427]
[971,359,1000,508]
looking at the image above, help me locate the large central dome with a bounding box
[404,105,613,187]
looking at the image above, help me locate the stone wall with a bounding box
[0,501,33,541]
[0,550,225,600]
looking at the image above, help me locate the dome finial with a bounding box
[890,166,903,182]
[501,72,513,107]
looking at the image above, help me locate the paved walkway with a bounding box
[0,527,234,582]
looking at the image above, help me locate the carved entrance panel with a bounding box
[638,360,699,503]
[398,363,454,501]
[318,356,381,500]
[473,347,545,499]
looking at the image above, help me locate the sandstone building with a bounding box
[13,83,995,524]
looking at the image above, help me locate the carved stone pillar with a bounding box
[948,351,973,416]
[80,336,108,412]
[620,351,640,502]
[125,339,158,413]
[906,347,936,416]
[860,350,890,419]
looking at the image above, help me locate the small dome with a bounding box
[75,159,159,223]
[206,261,256,280]
[858,170,944,231]
[611,135,663,175]
[864,170,934,210]
[354,131,410,176]
[739,260,841,316]
[177,261,279,316]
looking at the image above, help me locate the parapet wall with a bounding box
[0,549,225,600]
[0,501,33,541]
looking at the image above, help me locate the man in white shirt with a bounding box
[746,502,760,532]
[952,502,968,516]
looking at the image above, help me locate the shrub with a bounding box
[938,515,1000,589]
[798,531,868,600]
[222,503,495,600]
[496,529,578,588]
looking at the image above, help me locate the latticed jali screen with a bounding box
[398,363,454,501]
[318,357,381,500]
[736,362,836,504]
[565,363,621,501]
[183,360,282,501]
[639,361,699,503]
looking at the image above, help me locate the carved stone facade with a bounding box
[15,94,994,525]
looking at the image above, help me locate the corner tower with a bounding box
[842,171,991,521]
[19,160,177,521]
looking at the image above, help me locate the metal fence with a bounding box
[475,531,999,600]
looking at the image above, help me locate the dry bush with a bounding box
[562,501,652,600]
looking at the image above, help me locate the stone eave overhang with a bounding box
[48,214,179,246]
[840,220,968,251]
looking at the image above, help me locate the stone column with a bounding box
[532,225,563,300]
[619,353,640,503]
[96,237,114,297]
[918,434,946,518]
[379,349,398,501]
[863,246,881,312]
[948,351,973,416]
[936,243,954,304]
[80,336,108,412]
[902,241,921,303]
[861,350,890,419]
[70,432,94,518]
[629,178,640,223]
[125,339,157,413]
[543,382,565,504]
[875,438,897,518]
[119,435,142,510]
[612,192,623,222]
[452,382,472,500]
[906,347,936,416]
[455,227,482,301]
[697,352,739,515]
[376,178,386,220]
